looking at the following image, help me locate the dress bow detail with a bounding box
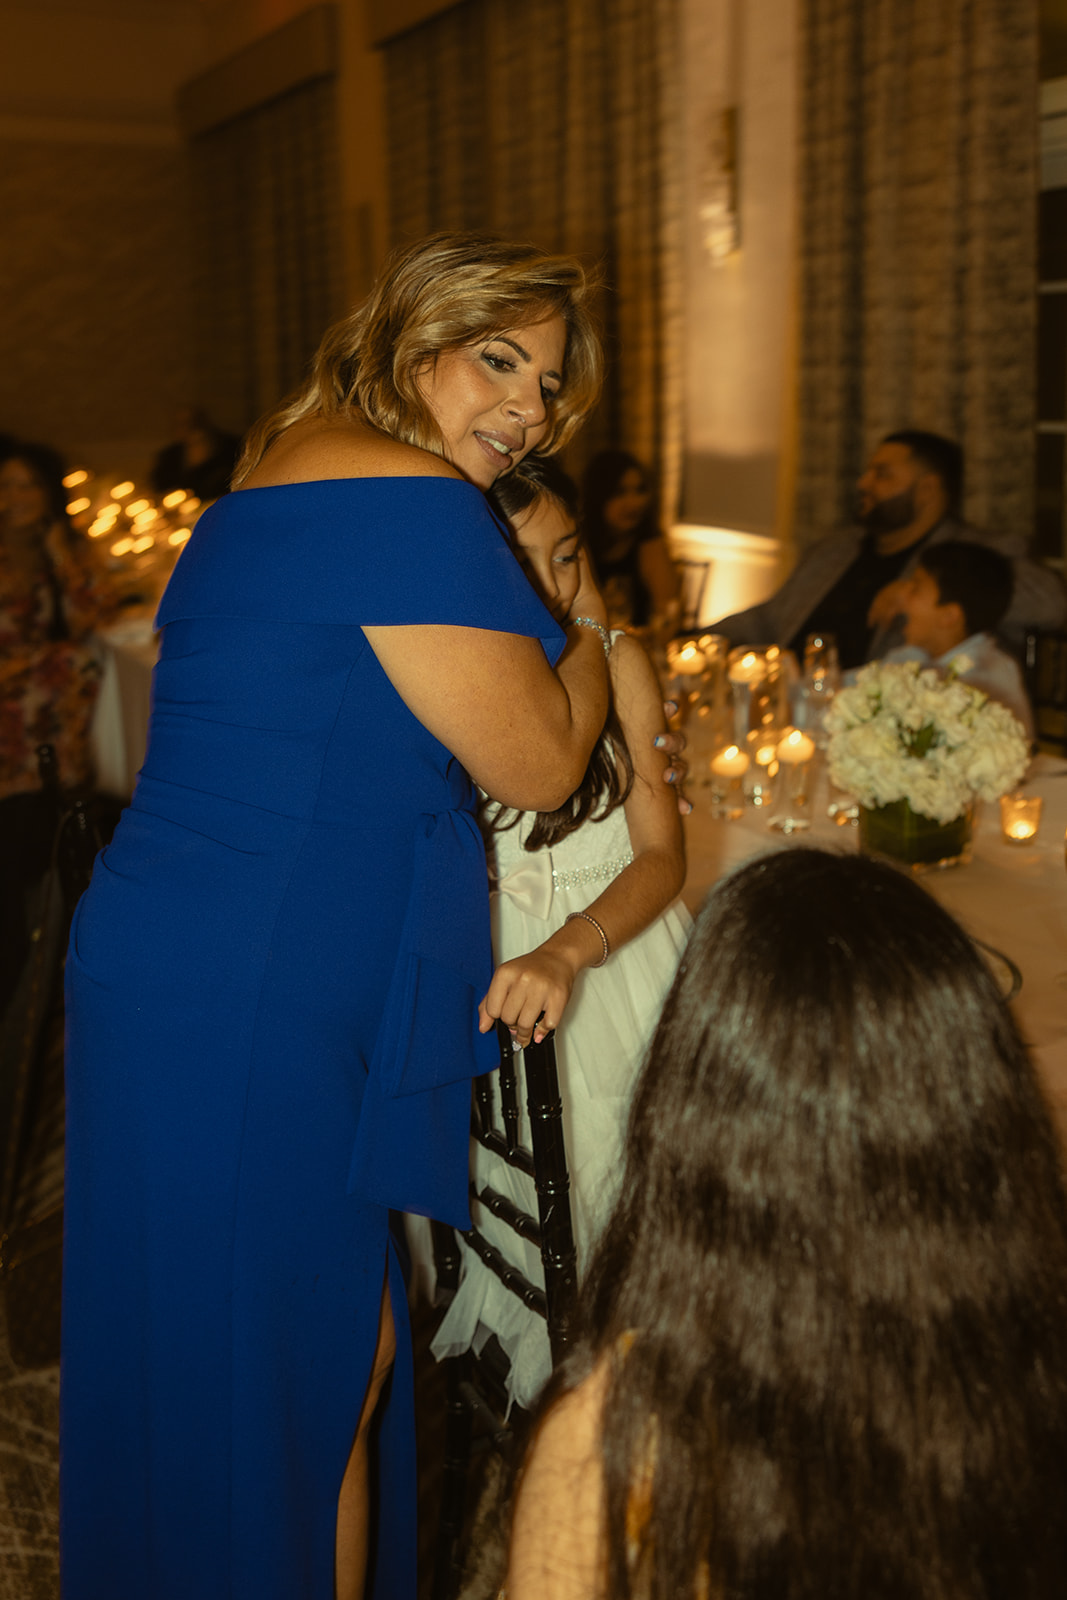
[492,852,554,920]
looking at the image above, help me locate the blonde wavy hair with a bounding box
[233,232,603,486]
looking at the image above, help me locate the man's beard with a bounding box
[857,484,916,535]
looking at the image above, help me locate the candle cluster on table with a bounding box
[999,793,1042,844]
[61,465,205,603]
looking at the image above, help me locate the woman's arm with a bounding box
[479,633,686,1045]
[364,548,609,815]
[505,1364,610,1600]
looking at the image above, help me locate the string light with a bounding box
[62,469,89,488]
[66,497,91,515]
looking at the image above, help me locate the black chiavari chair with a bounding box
[433,1022,577,1600]
[0,744,101,1366]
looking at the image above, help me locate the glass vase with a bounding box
[858,799,973,872]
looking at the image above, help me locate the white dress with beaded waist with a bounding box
[429,791,692,1408]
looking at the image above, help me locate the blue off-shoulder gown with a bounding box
[60,477,563,1599]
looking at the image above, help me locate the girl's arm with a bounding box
[505,1363,610,1600]
[479,633,686,1046]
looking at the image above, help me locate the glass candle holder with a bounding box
[767,727,816,833]
[665,637,707,725]
[999,792,1042,844]
[709,742,750,819]
[743,727,780,807]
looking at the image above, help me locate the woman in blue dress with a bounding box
[61,232,612,1600]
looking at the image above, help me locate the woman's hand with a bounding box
[478,947,579,1050]
[657,710,691,815]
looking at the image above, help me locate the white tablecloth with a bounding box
[681,748,1067,1139]
[89,614,158,798]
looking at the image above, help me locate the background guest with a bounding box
[713,430,1066,666]
[581,449,679,631]
[870,541,1033,737]
[0,440,120,800]
[150,404,241,503]
[503,848,1067,1600]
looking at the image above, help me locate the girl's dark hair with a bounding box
[530,848,1067,1598]
[487,455,633,851]
[580,448,659,561]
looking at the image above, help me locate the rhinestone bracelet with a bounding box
[569,616,612,658]
[565,910,610,967]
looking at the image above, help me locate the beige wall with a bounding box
[0,0,204,477]
[680,0,798,545]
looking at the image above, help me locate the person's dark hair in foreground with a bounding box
[505,848,1067,1599]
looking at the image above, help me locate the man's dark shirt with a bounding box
[787,532,931,669]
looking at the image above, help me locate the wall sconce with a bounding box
[700,105,740,263]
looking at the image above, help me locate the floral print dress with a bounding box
[0,525,120,799]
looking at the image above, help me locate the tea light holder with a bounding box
[709,742,750,819]
[767,728,816,833]
[999,792,1042,844]
[743,728,780,807]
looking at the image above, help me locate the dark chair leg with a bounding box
[433,1357,474,1600]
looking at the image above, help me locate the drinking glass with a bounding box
[799,632,840,749]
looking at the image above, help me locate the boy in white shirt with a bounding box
[880,540,1033,738]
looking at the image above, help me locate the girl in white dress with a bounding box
[430,457,692,1408]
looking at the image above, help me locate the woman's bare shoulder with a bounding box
[240,416,463,490]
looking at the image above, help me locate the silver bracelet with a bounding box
[565,910,610,967]
[568,615,612,658]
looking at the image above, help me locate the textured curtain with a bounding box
[794,0,1038,547]
[189,78,342,433]
[382,0,684,517]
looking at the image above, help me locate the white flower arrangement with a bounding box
[825,658,1029,824]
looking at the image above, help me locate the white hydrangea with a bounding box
[825,659,1029,824]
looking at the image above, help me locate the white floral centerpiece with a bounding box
[825,658,1029,866]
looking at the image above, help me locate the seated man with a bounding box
[857,541,1033,738]
[713,430,1065,667]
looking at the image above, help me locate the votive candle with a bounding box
[999,792,1042,844]
[776,729,816,765]
[710,744,750,779]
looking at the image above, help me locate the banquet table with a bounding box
[680,741,1067,1144]
[89,611,158,798]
